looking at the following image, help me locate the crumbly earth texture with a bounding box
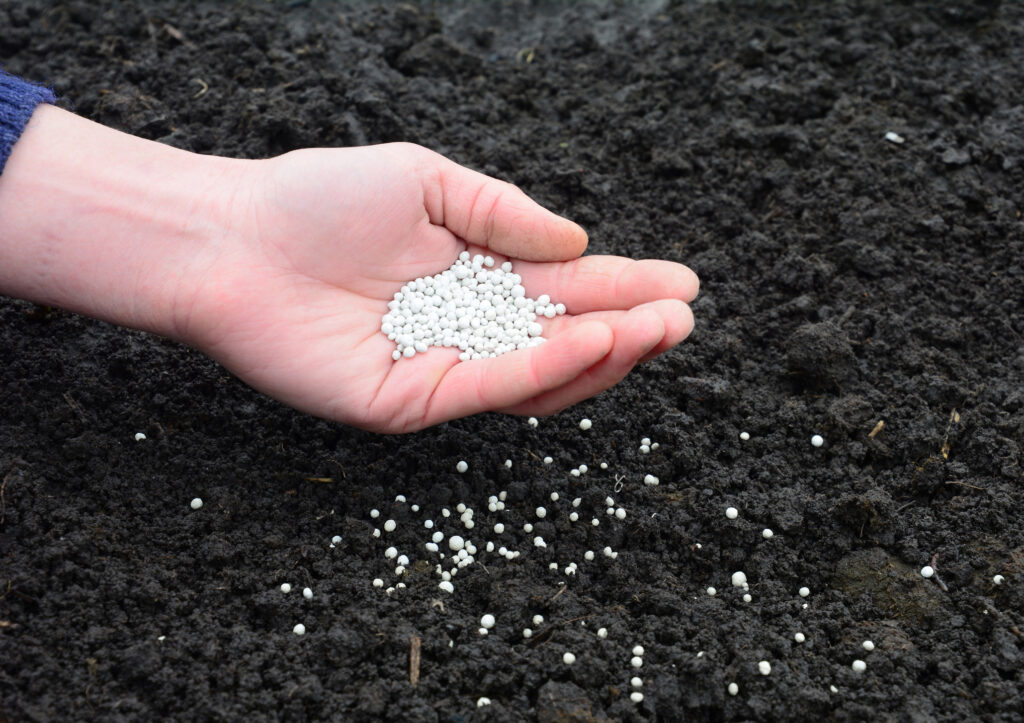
[2,1,1023,720]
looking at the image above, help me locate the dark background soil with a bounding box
[2,1,1024,720]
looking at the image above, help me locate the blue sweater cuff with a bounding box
[0,68,56,176]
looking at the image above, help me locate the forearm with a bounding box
[0,105,249,341]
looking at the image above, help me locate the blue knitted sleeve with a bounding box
[0,67,56,176]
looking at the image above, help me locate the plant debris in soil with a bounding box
[2,1,1023,720]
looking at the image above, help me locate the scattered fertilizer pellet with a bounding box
[477,697,491,707]
[493,523,505,534]
[524,523,534,533]
[631,656,643,668]
[726,507,738,519]
[372,529,381,538]
[861,640,875,651]
[739,432,750,441]
[522,628,532,638]
[732,571,747,587]
[630,692,644,703]
[533,536,547,548]
[799,587,810,597]
[448,535,465,552]
[600,462,608,469]
[920,566,934,578]
[579,418,592,430]
[884,131,905,144]
[758,661,772,676]
[383,519,397,533]
[707,587,717,596]
[743,594,752,603]
[640,444,650,454]
[293,624,306,636]
[438,581,454,594]
[615,508,626,520]
[550,492,559,502]
[852,660,867,672]
[592,518,600,526]
[728,682,739,696]
[370,509,380,519]
[570,468,581,477]
[811,434,824,447]
[385,547,398,560]
[331,535,342,545]
[528,417,539,428]
[762,528,774,539]
[633,645,645,657]
[830,685,839,693]
[795,632,806,643]
[993,574,1005,585]
[134,432,146,441]
[395,494,406,503]
[643,474,660,486]
[303,587,313,600]
[481,614,496,629]
[280,583,292,593]
[536,507,547,519]
[456,461,469,473]
[597,628,608,638]
[504,459,512,469]
[372,579,383,588]
[563,652,577,665]
[190,497,203,510]
[543,456,553,464]
[584,550,595,561]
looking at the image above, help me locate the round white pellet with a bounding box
[449,535,465,551]
[523,628,533,638]
[631,656,643,668]
[615,508,626,520]
[920,566,934,578]
[280,583,292,593]
[528,417,539,427]
[597,627,608,638]
[504,459,512,469]
[372,578,383,588]
[383,519,397,532]
[478,628,488,636]
[477,697,491,707]
[370,509,380,519]
[728,682,739,696]
[600,462,608,469]
[640,444,650,454]
[762,528,774,539]
[524,523,534,533]
[732,571,747,587]
[725,507,738,519]
[303,587,313,600]
[852,659,867,672]
[644,474,659,486]
[707,587,717,596]
[739,432,750,441]
[456,460,468,473]
[493,523,505,534]
[536,507,547,519]
[372,528,381,538]
[432,531,444,543]
[811,434,824,447]
[743,594,752,603]
[533,536,546,548]
[799,586,810,597]
[862,640,875,651]
[630,692,644,703]
[543,456,553,464]
[563,652,576,665]
[579,419,592,431]
[438,581,454,594]
[134,432,147,441]
[632,645,645,657]
[631,676,643,688]
[550,492,559,502]
[481,614,496,629]
[584,550,594,561]
[190,497,203,510]
[532,614,544,626]
[331,535,342,544]
[758,661,772,676]
[293,624,306,636]
[993,574,1005,585]
[795,632,806,643]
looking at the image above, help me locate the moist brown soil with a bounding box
[2,1,1023,720]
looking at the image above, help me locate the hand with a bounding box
[179,143,698,432]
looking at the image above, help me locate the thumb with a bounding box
[417,146,588,262]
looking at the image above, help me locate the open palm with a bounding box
[182,143,698,432]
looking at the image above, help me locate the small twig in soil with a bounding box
[940,408,960,459]
[191,78,209,99]
[945,480,985,491]
[868,420,885,439]
[62,392,87,423]
[550,582,568,602]
[930,553,950,592]
[523,448,542,462]
[409,636,421,687]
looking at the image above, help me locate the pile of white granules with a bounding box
[381,252,566,361]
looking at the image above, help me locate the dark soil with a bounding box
[3,1,1024,720]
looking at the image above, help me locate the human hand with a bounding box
[178,143,698,432]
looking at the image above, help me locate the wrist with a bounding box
[0,105,253,342]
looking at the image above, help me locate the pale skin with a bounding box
[0,105,698,432]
